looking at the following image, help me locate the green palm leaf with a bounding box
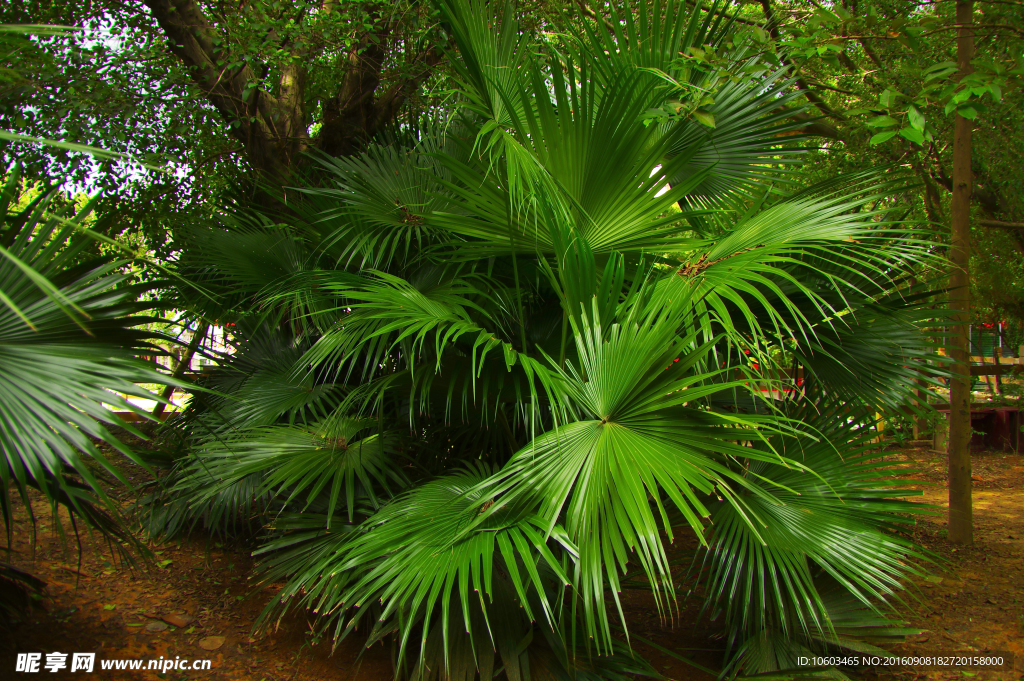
[697,405,933,673]
[0,165,174,566]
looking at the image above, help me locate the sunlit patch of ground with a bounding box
[874,446,1024,681]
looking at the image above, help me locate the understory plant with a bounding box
[0,164,170,624]
[145,0,944,677]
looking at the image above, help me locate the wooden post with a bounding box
[917,369,930,437]
[993,345,1003,395]
[980,350,993,394]
[947,0,974,545]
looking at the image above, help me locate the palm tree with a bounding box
[0,164,170,622]
[147,0,943,677]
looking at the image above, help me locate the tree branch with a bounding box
[142,0,309,181]
[373,47,443,131]
[758,0,846,124]
[787,112,841,139]
[318,25,389,157]
[979,219,1024,229]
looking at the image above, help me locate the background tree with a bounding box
[1,0,458,245]
[650,0,1024,544]
[947,0,974,545]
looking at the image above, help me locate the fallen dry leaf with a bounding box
[198,635,226,651]
[161,613,193,628]
[145,621,168,633]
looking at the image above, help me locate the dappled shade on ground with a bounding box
[2,443,1023,680]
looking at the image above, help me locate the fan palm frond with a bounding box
[0,166,170,538]
[149,1,945,677]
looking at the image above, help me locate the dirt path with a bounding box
[0,457,393,681]
[2,446,1022,680]
[875,447,1024,681]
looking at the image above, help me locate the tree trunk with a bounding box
[141,0,441,185]
[947,0,974,546]
[142,0,308,185]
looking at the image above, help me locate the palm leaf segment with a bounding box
[157,0,943,677]
[0,164,173,576]
[700,405,932,676]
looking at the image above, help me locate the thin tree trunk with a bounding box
[153,321,210,419]
[947,0,974,546]
[910,276,928,439]
[914,380,927,439]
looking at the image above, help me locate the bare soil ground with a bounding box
[872,446,1024,681]
[1,444,1022,681]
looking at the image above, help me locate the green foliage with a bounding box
[724,0,1024,329]
[0,16,239,255]
[0,0,454,257]
[0,163,175,621]
[134,1,948,678]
